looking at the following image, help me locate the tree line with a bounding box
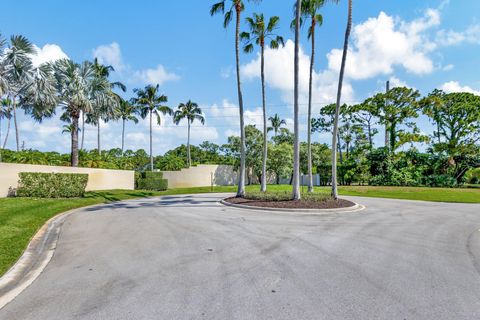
[0,35,205,170]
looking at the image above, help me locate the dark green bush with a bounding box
[17,172,88,198]
[136,171,168,191]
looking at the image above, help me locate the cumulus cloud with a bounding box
[30,44,68,67]
[92,42,124,71]
[241,40,354,114]
[134,64,180,85]
[440,81,480,95]
[328,10,440,80]
[208,99,264,129]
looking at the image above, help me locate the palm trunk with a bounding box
[385,80,390,149]
[80,111,85,150]
[260,43,267,192]
[292,0,302,200]
[71,110,80,167]
[235,5,246,197]
[122,118,126,153]
[187,121,191,167]
[332,0,352,200]
[97,116,101,154]
[12,97,19,152]
[307,21,316,193]
[368,122,373,149]
[149,109,153,171]
[2,116,10,149]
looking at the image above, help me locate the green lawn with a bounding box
[1,185,479,277]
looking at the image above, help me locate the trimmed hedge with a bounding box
[136,171,168,191]
[17,172,89,198]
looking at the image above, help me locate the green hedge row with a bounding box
[17,172,89,198]
[135,171,168,191]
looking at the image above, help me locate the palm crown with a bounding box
[133,84,172,124]
[174,101,205,125]
[268,114,287,134]
[241,14,284,52]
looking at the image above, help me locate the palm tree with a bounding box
[301,0,335,193]
[118,98,139,153]
[173,101,205,167]
[241,13,284,192]
[0,34,8,97]
[292,0,302,200]
[53,59,114,166]
[132,84,172,171]
[1,35,35,151]
[331,0,352,199]
[268,114,287,137]
[1,98,12,150]
[211,0,259,197]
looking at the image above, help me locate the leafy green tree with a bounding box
[173,100,205,167]
[211,0,259,196]
[331,0,352,199]
[366,87,423,151]
[156,153,186,171]
[268,113,286,137]
[241,13,284,192]
[272,127,294,145]
[350,102,378,149]
[268,143,293,184]
[132,84,173,171]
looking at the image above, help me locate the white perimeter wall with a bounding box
[0,162,135,198]
[161,164,238,189]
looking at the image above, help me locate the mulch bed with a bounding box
[224,197,355,209]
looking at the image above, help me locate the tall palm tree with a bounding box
[331,0,352,199]
[118,98,139,153]
[2,35,35,151]
[268,113,287,137]
[211,0,260,197]
[292,0,302,200]
[0,34,8,96]
[241,13,284,192]
[132,84,172,171]
[91,58,124,154]
[53,59,114,166]
[301,0,337,193]
[173,101,205,167]
[1,98,12,150]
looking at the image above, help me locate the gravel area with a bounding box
[224,196,355,209]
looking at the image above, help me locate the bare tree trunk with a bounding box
[235,5,246,197]
[187,121,191,167]
[292,0,302,200]
[122,118,126,153]
[12,97,19,152]
[80,111,85,150]
[332,0,352,200]
[260,43,267,192]
[2,117,10,149]
[307,21,316,193]
[71,111,80,167]
[149,109,153,171]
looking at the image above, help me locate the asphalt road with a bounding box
[1,193,480,320]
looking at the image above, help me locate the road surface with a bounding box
[1,194,480,319]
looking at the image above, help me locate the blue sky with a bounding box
[1,0,479,154]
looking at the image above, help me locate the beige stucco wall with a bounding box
[161,165,238,189]
[0,162,135,198]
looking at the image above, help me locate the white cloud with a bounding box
[208,99,263,128]
[327,10,440,80]
[436,24,480,46]
[220,66,233,79]
[30,44,68,67]
[92,42,124,71]
[442,64,454,71]
[134,64,180,85]
[440,81,480,95]
[241,40,354,113]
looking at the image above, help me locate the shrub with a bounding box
[17,172,88,198]
[136,171,168,191]
[245,191,331,202]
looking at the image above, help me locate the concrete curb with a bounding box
[0,204,97,310]
[219,199,365,214]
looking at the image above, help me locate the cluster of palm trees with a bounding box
[0,34,205,171]
[210,0,352,199]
